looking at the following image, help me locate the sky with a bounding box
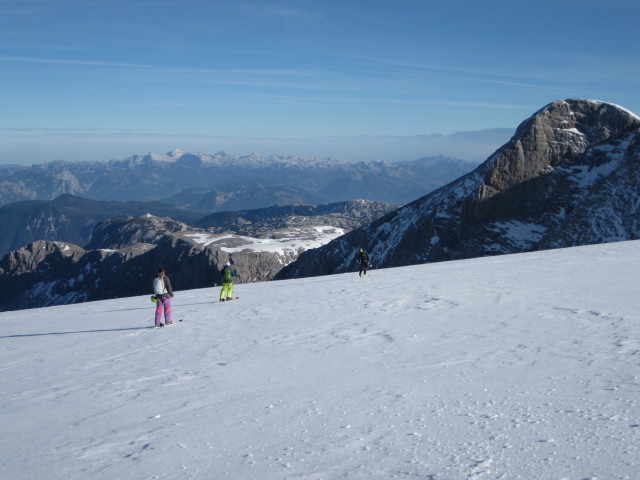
[1,0,639,165]
[2,240,639,479]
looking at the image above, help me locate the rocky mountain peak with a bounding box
[86,214,190,250]
[478,99,640,203]
[277,99,640,279]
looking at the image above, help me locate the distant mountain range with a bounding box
[0,153,475,207]
[277,99,640,279]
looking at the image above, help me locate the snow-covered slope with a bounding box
[2,240,639,479]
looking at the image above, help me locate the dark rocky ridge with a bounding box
[0,199,394,311]
[0,194,205,257]
[160,183,326,212]
[195,200,399,235]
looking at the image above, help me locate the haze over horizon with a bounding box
[1,0,638,165]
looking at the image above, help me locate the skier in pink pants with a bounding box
[152,267,174,327]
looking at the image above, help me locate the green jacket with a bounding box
[221,266,234,283]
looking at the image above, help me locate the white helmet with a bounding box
[225,261,231,267]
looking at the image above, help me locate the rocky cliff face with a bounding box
[277,99,640,279]
[0,199,391,311]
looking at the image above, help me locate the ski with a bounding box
[219,297,239,302]
[154,319,182,328]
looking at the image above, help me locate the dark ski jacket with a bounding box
[357,251,369,265]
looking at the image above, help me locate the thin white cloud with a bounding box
[0,55,147,68]
[358,56,567,91]
[0,55,326,78]
[230,0,326,21]
[361,52,640,95]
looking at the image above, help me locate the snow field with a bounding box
[1,241,639,479]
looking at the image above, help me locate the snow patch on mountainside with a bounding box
[487,220,547,251]
[184,226,345,256]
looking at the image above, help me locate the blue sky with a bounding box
[1,0,638,165]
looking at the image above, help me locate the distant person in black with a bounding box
[357,248,369,277]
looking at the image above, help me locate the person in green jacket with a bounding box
[219,261,235,301]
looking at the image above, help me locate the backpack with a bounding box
[222,267,233,283]
[153,275,167,295]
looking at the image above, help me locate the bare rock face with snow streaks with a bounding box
[278,99,640,278]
